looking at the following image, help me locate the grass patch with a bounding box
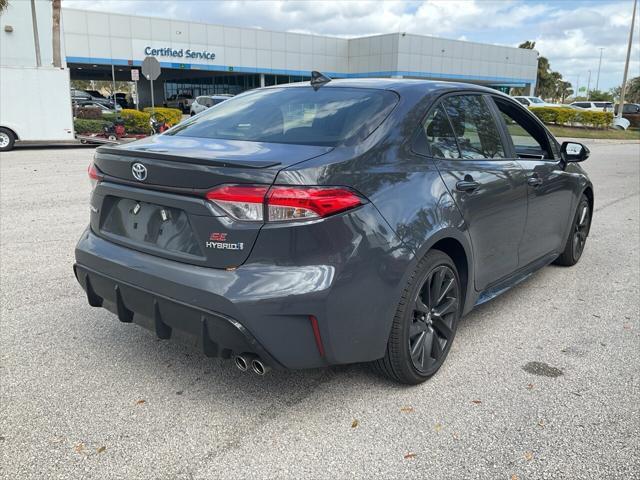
[547,125,640,140]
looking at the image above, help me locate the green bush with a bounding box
[143,107,182,126]
[120,109,151,134]
[529,106,613,129]
[74,118,109,134]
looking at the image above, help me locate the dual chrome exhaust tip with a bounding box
[234,353,271,375]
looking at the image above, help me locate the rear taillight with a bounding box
[205,185,268,221]
[205,184,365,222]
[267,186,364,221]
[88,162,102,190]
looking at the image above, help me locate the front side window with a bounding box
[167,87,398,147]
[494,97,552,159]
[529,97,545,104]
[442,95,505,159]
[422,104,460,159]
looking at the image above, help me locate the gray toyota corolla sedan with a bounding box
[75,76,593,384]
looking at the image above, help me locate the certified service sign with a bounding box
[144,47,216,61]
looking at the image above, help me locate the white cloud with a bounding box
[63,0,639,90]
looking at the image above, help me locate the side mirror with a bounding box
[561,141,590,162]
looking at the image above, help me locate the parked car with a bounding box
[512,96,562,108]
[614,103,640,128]
[73,101,118,116]
[85,89,106,99]
[570,101,614,112]
[109,93,129,109]
[164,93,194,112]
[190,95,233,116]
[71,88,92,102]
[71,89,117,109]
[76,79,593,384]
[73,99,121,113]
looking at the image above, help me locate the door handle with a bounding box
[527,175,543,187]
[455,180,480,192]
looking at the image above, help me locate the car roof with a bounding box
[269,78,502,96]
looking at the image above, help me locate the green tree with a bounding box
[517,40,570,102]
[558,81,573,103]
[588,89,613,101]
[0,0,8,13]
[624,76,640,103]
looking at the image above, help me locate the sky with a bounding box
[64,0,640,92]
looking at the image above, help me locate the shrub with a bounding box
[74,106,103,120]
[143,107,182,126]
[74,118,110,134]
[102,112,116,123]
[120,109,151,134]
[529,106,613,129]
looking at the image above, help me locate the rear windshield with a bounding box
[166,87,398,146]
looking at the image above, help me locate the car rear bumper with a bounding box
[74,210,412,369]
[74,262,284,368]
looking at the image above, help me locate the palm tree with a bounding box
[52,0,61,67]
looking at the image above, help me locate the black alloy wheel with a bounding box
[374,250,462,384]
[572,201,590,261]
[555,194,591,266]
[409,265,459,373]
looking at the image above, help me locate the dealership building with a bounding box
[62,8,539,104]
[2,3,538,107]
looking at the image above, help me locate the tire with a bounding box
[554,194,591,266]
[0,127,16,152]
[373,250,462,384]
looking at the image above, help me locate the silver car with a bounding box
[190,95,233,116]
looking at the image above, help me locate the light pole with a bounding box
[586,70,592,100]
[595,47,605,91]
[617,0,637,118]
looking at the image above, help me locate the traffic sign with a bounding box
[141,56,161,81]
[131,69,139,81]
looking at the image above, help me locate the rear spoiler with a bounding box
[96,146,281,169]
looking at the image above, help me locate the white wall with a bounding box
[0,0,59,67]
[62,9,349,74]
[60,8,537,84]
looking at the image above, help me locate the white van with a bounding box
[0,66,75,151]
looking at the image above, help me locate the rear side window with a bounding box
[422,104,460,159]
[515,98,529,106]
[442,95,505,159]
[167,87,398,147]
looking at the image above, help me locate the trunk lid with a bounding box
[91,136,332,268]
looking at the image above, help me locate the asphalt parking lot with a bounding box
[1,141,638,479]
